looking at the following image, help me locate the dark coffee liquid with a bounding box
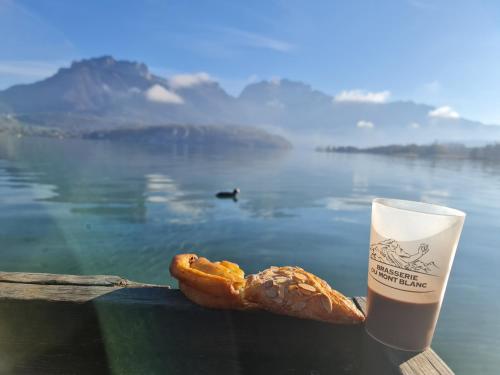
[365,287,442,351]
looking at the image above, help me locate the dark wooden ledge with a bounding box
[0,272,453,374]
[0,271,157,287]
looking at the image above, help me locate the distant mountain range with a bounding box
[1,56,499,147]
[84,125,291,149]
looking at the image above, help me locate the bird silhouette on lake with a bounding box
[216,188,240,201]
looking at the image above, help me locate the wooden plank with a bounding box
[399,350,455,375]
[354,297,454,375]
[0,271,159,287]
[0,281,120,303]
[0,294,364,374]
[0,280,201,308]
[0,272,455,374]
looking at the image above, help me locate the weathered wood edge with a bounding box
[0,271,172,305]
[354,297,454,375]
[0,271,161,287]
[0,272,455,375]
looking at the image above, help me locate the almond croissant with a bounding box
[169,253,364,324]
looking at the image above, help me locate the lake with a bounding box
[0,136,499,374]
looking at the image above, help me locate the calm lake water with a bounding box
[0,136,499,374]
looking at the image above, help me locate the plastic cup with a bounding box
[365,198,465,351]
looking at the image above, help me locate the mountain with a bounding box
[1,56,499,146]
[83,125,292,149]
[0,56,235,129]
[0,56,156,114]
[238,80,500,145]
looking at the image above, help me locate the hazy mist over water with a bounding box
[0,136,499,374]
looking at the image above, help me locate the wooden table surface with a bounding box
[0,272,454,375]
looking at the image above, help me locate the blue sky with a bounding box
[1,0,500,124]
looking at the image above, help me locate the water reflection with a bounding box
[145,173,209,224]
[352,172,369,194]
[420,189,450,205]
[322,195,376,211]
[0,164,57,204]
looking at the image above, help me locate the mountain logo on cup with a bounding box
[370,239,439,275]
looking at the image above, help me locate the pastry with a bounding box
[244,266,365,324]
[169,253,364,324]
[169,253,251,309]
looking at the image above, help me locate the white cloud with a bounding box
[428,106,460,119]
[357,120,375,129]
[0,1,76,76]
[409,122,420,129]
[169,72,213,89]
[145,84,184,104]
[220,27,295,52]
[0,60,65,78]
[334,89,391,103]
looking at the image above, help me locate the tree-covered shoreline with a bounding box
[316,143,500,160]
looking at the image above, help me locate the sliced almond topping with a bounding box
[293,273,307,282]
[288,284,298,291]
[274,276,289,283]
[298,283,316,293]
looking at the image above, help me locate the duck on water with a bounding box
[216,188,240,200]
